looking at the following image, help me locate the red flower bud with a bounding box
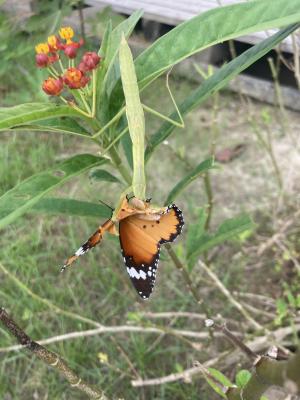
[42,77,64,96]
[36,53,49,68]
[48,53,59,64]
[64,44,78,59]
[63,67,90,89]
[80,51,101,71]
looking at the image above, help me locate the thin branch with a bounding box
[206,320,258,362]
[257,209,300,256]
[198,260,264,331]
[0,308,108,400]
[0,325,239,353]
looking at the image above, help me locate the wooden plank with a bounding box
[86,0,297,53]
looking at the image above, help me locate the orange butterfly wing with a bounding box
[119,204,184,299]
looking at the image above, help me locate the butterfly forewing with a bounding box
[119,204,184,299]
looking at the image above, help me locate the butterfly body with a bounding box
[62,198,184,299]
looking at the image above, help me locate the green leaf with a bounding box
[89,169,121,183]
[165,158,214,205]
[235,370,252,388]
[0,103,84,131]
[31,198,112,218]
[208,368,232,388]
[97,10,143,119]
[135,1,300,89]
[11,118,91,137]
[187,215,254,267]
[0,154,107,230]
[204,367,232,398]
[144,24,300,161]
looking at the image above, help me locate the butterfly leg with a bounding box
[61,219,114,272]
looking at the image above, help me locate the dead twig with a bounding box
[0,324,241,353]
[0,308,108,400]
[198,260,264,332]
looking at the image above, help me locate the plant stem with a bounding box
[109,146,132,185]
[79,90,92,116]
[92,69,97,117]
[204,172,213,231]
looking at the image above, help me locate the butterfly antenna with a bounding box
[98,199,113,210]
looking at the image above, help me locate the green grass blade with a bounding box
[10,118,91,137]
[31,198,112,218]
[0,103,84,131]
[145,23,300,161]
[134,1,300,88]
[165,158,215,205]
[0,154,107,230]
[119,35,146,199]
[187,215,254,267]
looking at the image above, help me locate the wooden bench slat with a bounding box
[86,0,296,53]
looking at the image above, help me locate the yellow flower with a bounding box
[47,35,58,50]
[97,352,108,364]
[59,26,74,44]
[35,43,49,54]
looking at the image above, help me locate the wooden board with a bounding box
[85,0,298,53]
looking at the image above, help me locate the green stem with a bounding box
[102,127,129,156]
[79,90,92,116]
[92,107,126,138]
[58,59,65,74]
[204,172,213,231]
[92,69,97,117]
[109,147,132,184]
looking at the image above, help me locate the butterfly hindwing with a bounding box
[119,204,184,299]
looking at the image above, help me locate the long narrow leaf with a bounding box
[0,154,107,230]
[0,103,84,131]
[165,158,215,205]
[187,215,254,268]
[97,10,143,120]
[145,23,300,161]
[11,118,91,137]
[134,1,300,88]
[31,198,112,218]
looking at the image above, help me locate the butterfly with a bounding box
[62,197,184,299]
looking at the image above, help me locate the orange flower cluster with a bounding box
[35,27,101,96]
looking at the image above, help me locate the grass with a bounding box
[0,68,300,399]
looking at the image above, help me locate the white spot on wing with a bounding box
[75,247,85,256]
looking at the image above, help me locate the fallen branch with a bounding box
[0,308,108,400]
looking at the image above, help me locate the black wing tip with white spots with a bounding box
[161,203,184,244]
[122,247,160,300]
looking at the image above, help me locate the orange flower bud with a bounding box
[63,67,90,89]
[35,43,50,54]
[42,77,64,96]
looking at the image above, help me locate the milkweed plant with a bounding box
[1,1,300,398]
